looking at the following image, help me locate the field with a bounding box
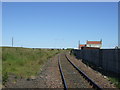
[2,47,62,85]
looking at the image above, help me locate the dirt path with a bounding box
[4,54,63,88]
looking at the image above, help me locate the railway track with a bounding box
[58,53,102,89]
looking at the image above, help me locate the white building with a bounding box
[86,40,102,48]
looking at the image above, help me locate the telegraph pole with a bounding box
[12,37,13,47]
[78,40,80,49]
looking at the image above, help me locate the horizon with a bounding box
[1,46,119,49]
[2,2,118,48]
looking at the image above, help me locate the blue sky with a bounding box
[2,2,118,48]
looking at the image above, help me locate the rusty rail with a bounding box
[58,55,68,90]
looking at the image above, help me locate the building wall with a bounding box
[86,44,102,48]
[72,49,120,74]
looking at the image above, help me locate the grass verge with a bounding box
[108,77,120,88]
[2,47,62,85]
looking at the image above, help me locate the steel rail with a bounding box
[65,54,102,90]
[58,55,68,90]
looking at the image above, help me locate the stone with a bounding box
[30,76,36,80]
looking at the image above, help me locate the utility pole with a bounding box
[78,40,80,49]
[118,1,120,48]
[12,37,13,47]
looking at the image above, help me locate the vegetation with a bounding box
[2,47,62,85]
[66,48,73,50]
[108,77,120,88]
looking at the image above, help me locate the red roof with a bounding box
[87,41,102,44]
[80,44,86,47]
[79,44,86,48]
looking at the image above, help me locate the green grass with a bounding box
[2,47,62,84]
[108,77,120,88]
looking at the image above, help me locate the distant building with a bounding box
[79,44,86,49]
[86,40,102,48]
[78,40,102,49]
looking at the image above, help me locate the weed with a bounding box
[2,72,8,85]
[108,77,120,88]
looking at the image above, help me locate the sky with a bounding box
[0,2,2,46]
[2,2,118,48]
[118,1,120,47]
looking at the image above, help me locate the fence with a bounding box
[71,49,120,75]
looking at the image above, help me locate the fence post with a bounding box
[115,49,119,77]
[99,49,103,68]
